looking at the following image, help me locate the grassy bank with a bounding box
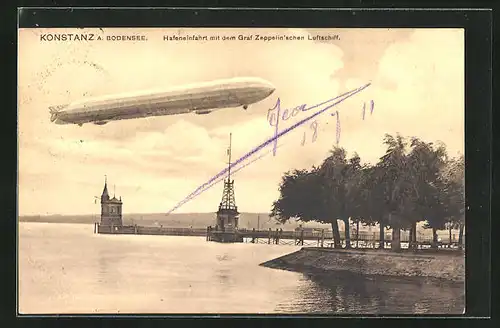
[260,247,465,283]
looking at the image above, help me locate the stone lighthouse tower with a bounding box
[100,176,123,227]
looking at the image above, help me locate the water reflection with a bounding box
[277,271,465,314]
[216,268,232,286]
[96,249,124,289]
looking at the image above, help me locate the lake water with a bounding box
[18,222,464,315]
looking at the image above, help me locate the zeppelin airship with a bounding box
[49,77,276,126]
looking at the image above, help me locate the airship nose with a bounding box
[263,81,276,96]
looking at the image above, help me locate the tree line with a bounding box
[270,134,465,251]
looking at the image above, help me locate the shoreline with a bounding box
[260,247,465,284]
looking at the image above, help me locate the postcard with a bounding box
[18,27,465,315]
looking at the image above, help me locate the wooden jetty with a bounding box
[95,222,464,249]
[207,227,314,245]
[96,224,318,245]
[95,223,208,236]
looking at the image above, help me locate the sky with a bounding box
[18,28,464,215]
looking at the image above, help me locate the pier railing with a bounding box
[94,223,464,248]
[95,223,207,236]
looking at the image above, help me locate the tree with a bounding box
[271,147,366,249]
[421,183,448,248]
[378,134,415,251]
[407,138,448,249]
[270,169,313,222]
[454,157,465,249]
[345,155,368,249]
[410,147,465,250]
[438,155,465,248]
[358,164,390,249]
[318,148,366,249]
[271,134,462,253]
[316,148,349,248]
[270,167,343,248]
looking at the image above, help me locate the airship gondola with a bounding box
[49,77,275,126]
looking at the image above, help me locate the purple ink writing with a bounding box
[271,96,374,150]
[362,100,375,120]
[331,110,341,146]
[301,120,319,146]
[167,145,280,214]
[166,83,371,214]
[267,100,307,155]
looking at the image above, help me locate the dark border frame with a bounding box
[5,6,492,324]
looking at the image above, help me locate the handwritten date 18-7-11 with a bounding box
[268,99,375,149]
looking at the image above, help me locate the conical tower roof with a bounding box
[101,176,110,201]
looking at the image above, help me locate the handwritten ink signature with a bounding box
[166,83,371,214]
[271,98,375,149]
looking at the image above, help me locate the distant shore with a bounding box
[18,213,328,231]
[260,247,465,284]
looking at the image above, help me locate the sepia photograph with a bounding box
[18,27,465,315]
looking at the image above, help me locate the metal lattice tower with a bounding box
[218,133,238,212]
[219,180,237,211]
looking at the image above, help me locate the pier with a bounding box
[94,174,463,249]
[95,223,207,236]
[96,224,318,244]
[95,223,464,249]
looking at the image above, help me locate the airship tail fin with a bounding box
[48,104,68,122]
